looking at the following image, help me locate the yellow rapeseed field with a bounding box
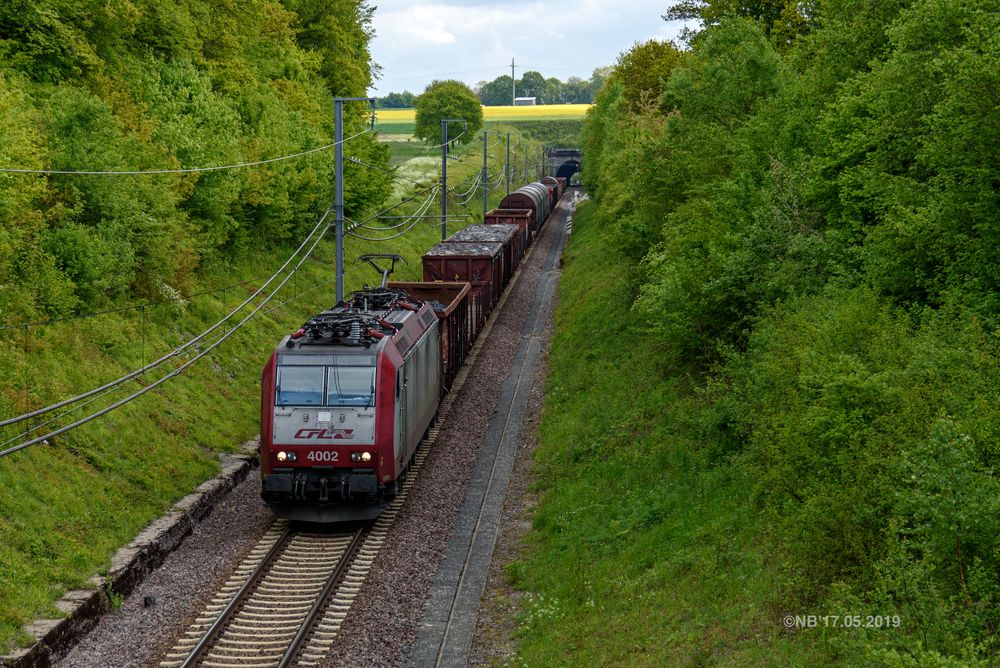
[377,104,591,123]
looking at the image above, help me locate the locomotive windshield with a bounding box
[275,362,375,407]
[275,366,324,406]
[327,366,375,407]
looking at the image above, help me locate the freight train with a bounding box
[259,179,567,522]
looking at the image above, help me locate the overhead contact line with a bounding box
[0,131,371,176]
[0,203,338,457]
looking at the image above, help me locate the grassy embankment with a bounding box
[0,237,428,652]
[510,200,832,666]
[0,124,541,652]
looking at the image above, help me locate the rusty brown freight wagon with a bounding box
[445,224,522,287]
[485,208,533,249]
[422,242,503,338]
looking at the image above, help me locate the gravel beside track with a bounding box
[321,197,569,668]
[56,473,274,668]
[467,345,550,668]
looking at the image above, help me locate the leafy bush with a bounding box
[0,0,390,317]
[554,0,1000,662]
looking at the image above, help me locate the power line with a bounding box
[0,215,333,458]
[0,204,336,431]
[352,186,440,232]
[0,130,371,176]
[373,129,468,149]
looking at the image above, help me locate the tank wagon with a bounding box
[260,178,569,522]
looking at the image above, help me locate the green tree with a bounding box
[560,77,590,103]
[413,79,483,145]
[376,91,414,108]
[283,0,379,95]
[478,74,513,105]
[517,70,546,100]
[664,0,814,42]
[613,39,684,112]
[0,0,391,315]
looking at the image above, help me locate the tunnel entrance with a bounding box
[547,148,582,184]
[555,160,580,181]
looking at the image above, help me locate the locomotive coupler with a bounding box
[319,476,329,503]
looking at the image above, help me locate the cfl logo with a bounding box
[294,428,355,440]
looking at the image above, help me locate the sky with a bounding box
[367,0,689,96]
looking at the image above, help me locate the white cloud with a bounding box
[369,1,689,94]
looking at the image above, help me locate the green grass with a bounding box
[486,120,583,148]
[375,120,416,136]
[510,201,835,666]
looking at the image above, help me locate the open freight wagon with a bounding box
[422,241,503,338]
[387,281,471,391]
[445,224,522,287]
[485,208,534,250]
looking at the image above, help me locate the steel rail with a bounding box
[277,529,366,668]
[178,527,293,668]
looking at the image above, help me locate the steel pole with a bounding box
[441,120,448,241]
[506,133,511,196]
[482,131,488,218]
[334,98,344,302]
[511,58,516,106]
[332,96,373,302]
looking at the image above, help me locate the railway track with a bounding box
[158,206,539,668]
[160,523,363,668]
[160,454,436,668]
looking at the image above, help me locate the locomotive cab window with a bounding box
[276,366,324,406]
[327,366,375,407]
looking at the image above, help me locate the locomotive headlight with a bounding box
[360,451,373,463]
[276,451,297,462]
[350,452,360,463]
[277,451,287,462]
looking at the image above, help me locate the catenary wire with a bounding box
[353,186,439,231]
[0,219,333,458]
[0,204,335,429]
[373,129,468,150]
[0,131,371,176]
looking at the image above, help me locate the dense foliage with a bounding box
[569,0,999,662]
[475,68,611,106]
[413,79,483,145]
[0,0,391,325]
[495,120,583,150]
[375,90,415,108]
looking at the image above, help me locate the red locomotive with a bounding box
[260,179,566,522]
[260,257,442,522]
